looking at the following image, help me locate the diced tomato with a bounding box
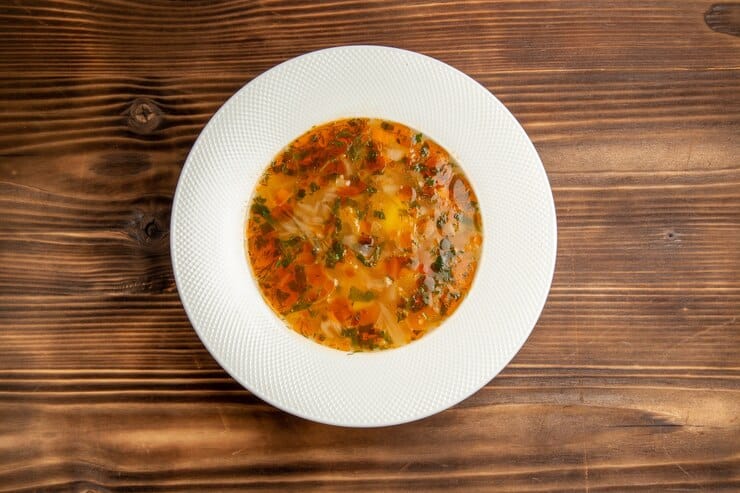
[337,177,367,197]
[398,185,415,202]
[385,255,409,280]
[365,153,386,174]
[329,297,353,326]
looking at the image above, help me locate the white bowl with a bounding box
[171,45,557,427]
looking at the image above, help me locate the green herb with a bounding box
[310,134,319,142]
[288,299,313,313]
[349,287,376,302]
[310,182,320,193]
[436,213,448,229]
[431,255,445,274]
[355,244,382,267]
[373,210,385,220]
[341,327,359,348]
[347,137,364,162]
[325,239,346,268]
[413,133,423,143]
[331,197,341,215]
[425,177,435,187]
[420,142,430,157]
[276,236,301,268]
[409,285,432,312]
[365,185,377,195]
[430,238,455,282]
[330,139,344,148]
[336,129,352,138]
[251,202,272,221]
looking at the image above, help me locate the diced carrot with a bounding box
[359,219,372,236]
[356,303,380,326]
[385,255,409,280]
[337,178,366,197]
[329,297,353,325]
[398,185,415,202]
[398,231,413,250]
[365,153,386,174]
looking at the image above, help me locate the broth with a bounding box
[246,118,482,351]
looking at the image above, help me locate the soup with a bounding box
[246,118,482,351]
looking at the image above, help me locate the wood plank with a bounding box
[0,1,737,75]
[1,69,738,162]
[0,374,737,491]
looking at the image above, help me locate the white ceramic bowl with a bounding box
[171,45,557,427]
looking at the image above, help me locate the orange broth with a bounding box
[246,118,482,351]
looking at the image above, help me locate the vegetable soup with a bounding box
[246,118,482,351]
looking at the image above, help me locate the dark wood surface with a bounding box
[1,1,739,491]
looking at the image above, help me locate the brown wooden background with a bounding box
[1,1,739,491]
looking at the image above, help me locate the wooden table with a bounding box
[1,1,738,491]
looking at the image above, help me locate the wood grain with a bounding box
[1,1,739,491]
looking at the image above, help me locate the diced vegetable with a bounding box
[246,118,482,351]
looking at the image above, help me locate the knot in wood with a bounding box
[127,204,170,248]
[705,3,740,37]
[144,218,163,241]
[127,98,162,135]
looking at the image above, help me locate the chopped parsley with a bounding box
[355,244,382,267]
[251,202,272,222]
[288,299,313,313]
[349,287,376,302]
[276,236,302,268]
[325,239,346,268]
[347,137,364,162]
[436,213,448,229]
[430,237,455,282]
